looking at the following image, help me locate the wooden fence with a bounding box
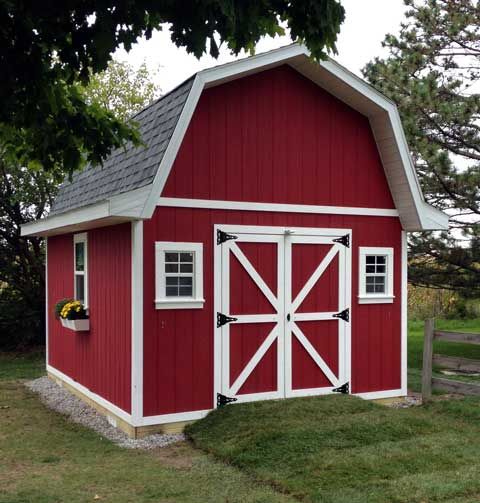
[422,318,480,401]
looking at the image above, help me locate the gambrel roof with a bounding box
[22,44,448,236]
[51,78,194,215]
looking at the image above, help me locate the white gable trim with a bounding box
[22,44,449,236]
[141,44,448,231]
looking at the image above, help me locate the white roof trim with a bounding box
[141,43,448,231]
[22,44,448,236]
[21,186,151,236]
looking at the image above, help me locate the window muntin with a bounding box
[74,233,88,306]
[155,242,204,309]
[365,255,387,294]
[359,247,394,304]
[164,251,195,297]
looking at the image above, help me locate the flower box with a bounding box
[61,318,90,332]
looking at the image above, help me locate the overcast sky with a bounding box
[115,0,407,94]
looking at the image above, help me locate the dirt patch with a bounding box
[152,441,199,469]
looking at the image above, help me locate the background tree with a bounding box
[363,0,480,296]
[0,0,345,178]
[86,60,160,121]
[0,61,160,350]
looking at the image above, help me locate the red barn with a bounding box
[22,45,448,437]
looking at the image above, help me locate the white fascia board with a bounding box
[21,186,149,237]
[201,43,308,87]
[21,201,111,236]
[140,73,205,218]
[418,201,450,231]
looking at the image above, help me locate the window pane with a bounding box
[75,275,85,303]
[179,286,193,296]
[366,256,375,264]
[375,283,386,293]
[376,265,386,273]
[75,242,84,271]
[166,277,179,287]
[366,284,375,293]
[366,276,375,285]
[366,265,375,273]
[165,263,178,273]
[166,286,179,297]
[179,277,192,286]
[180,263,193,273]
[165,252,179,262]
[180,252,194,263]
[377,256,386,264]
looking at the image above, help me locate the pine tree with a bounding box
[363,0,480,295]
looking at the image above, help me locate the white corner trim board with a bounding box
[401,230,408,396]
[131,221,144,423]
[157,197,400,217]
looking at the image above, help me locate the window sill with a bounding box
[358,295,395,305]
[155,298,205,310]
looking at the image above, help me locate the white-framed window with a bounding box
[358,247,394,304]
[74,233,88,306]
[155,242,204,309]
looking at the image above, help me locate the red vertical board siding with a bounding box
[143,209,402,416]
[48,223,132,413]
[163,65,395,210]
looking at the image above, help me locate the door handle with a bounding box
[287,313,291,322]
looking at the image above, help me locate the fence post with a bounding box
[422,318,435,402]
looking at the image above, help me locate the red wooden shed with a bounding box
[22,45,449,437]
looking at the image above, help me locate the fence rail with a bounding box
[422,319,480,401]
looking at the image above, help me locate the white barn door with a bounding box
[214,225,351,406]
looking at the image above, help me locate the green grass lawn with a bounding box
[187,394,480,503]
[0,380,294,503]
[0,350,45,381]
[2,318,480,502]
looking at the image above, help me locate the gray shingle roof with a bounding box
[50,77,194,215]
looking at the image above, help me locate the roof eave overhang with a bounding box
[21,185,150,237]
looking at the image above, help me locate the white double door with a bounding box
[215,225,351,404]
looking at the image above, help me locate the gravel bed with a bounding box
[25,377,185,449]
[387,395,422,408]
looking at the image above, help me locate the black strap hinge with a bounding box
[217,229,238,245]
[332,382,349,394]
[217,312,238,328]
[217,393,238,407]
[333,234,350,248]
[333,308,349,322]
